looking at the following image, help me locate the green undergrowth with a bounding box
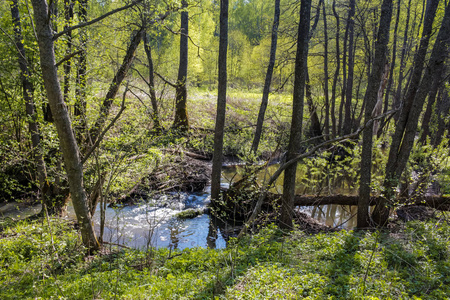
[1,219,449,299]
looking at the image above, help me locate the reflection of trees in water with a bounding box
[168,220,181,249]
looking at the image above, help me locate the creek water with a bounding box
[1,165,360,250]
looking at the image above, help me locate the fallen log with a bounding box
[276,194,450,211]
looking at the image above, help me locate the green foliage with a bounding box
[1,219,450,299]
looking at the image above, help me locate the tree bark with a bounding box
[358,0,393,229]
[31,0,99,251]
[211,0,229,201]
[173,1,189,131]
[280,0,311,230]
[251,0,280,153]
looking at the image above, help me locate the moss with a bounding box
[175,208,204,219]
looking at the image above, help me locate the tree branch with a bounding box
[53,0,143,40]
[154,71,177,88]
[55,50,82,67]
[82,83,128,164]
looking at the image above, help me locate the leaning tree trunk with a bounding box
[373,0,449,226]
[31,0,99,251]
[173,1,189,132]
[211,0,229,201]
[251,0,280,153]
[357,0,393,229]
[89,27,144,146]
[280,0,311,230]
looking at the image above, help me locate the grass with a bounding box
[1,218,449,299]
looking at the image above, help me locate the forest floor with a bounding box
[1,216,449,299]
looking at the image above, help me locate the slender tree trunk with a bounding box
[143,33,162,133]
[322,1,330,138]
[393,0,412,119]
[343,0,355,135]
[173,1,189,131]
[419,69,443,144]
[251,0,280,153]
[63,0,73,103]
[339,6,349,136]
[89,27,144,146]
[432,87,450,146]
[373,0,448,226]
[377,0,401,137]
[280,0,311,230]
[74,0,87,143]
[358,0,393,229]
[211,0,229,201]
[330,0,340,138]
[31,0,99,251]
[10,0,48,207]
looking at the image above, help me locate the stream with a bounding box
[1,165,362,250]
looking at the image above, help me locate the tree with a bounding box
[211,0,229,201]
[31,0,99,251]
[143,33,162,133]
[280,0,312,230]
[342,0,356,135]
[9,0,48,211]
[251,0,280,153]
[173,0,189,131]
[358,0,393,229]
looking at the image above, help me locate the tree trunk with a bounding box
[322,1,330,139]
[31,0,99,251]
[63,0,73,103]
[305,69,322,140]
[74,0,88,144]
[393,0,412,119]
[173,1,189,131]
[358,0,393,229]
[89,27,144,146]
[211,0,229,201]
[330,0,340,139]
[373,0,449,226]
[10,0,49,207]
[251,0,280,153]
[280,0,311,230]
[342,0,356,135]
[377,0,401,137]
[143,33,162,133]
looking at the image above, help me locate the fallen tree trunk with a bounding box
[275,194,450,211]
